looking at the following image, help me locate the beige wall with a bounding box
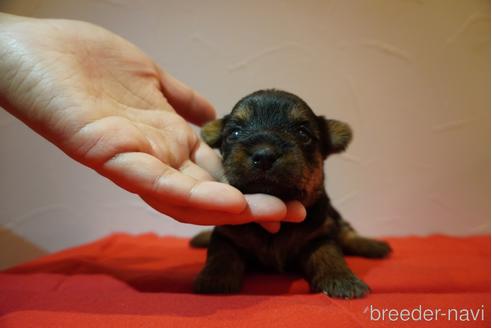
[0,0,489,263]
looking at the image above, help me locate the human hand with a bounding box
[0,14,305,232]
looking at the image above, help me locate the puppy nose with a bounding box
[251,147,279,170]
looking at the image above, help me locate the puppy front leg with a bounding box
[337,220,391,259]
[193,231,245,294]
[300,241,369,299]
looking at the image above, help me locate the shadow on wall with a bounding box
[0,228,48,269]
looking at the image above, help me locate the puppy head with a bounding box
[202,89,352,205]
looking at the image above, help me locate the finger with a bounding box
[259,222,281,234]
[142,193,301,226]
[100,151,247,213]
[156,67,216,126]
[179,159,214,181]
[192,140,226,182]
[283,201,307,222]
[258,201,306,234]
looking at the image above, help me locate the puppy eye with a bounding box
[297,127,312,143]
[227,129,241,142]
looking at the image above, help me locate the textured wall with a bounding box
[0,0,489,256]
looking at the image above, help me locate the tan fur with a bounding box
[201,119,223,147]
[190,230,212,248]
[301,154,324,206]
[233,106,252,121]
[327,120,352,152]
[287,105,309,120]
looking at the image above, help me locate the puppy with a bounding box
[191,89,390,298]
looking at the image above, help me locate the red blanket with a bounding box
[1,234,490,327]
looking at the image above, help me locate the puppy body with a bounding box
[192,90,390,298]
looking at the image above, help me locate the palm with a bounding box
[0,15,305,229]
[6,20,193,166]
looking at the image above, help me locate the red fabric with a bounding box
[1,234,489,327]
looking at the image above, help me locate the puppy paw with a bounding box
[311,273,370,299]
[193,273,242,294]
[343,238,392,259]
[360,239,392,258]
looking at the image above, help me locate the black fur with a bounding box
[192,89,391,298]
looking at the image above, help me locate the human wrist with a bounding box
[0,14,40,120]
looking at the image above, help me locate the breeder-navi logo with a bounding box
[364,305,486,322]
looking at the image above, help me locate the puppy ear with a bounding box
[318,116,352,156]
[201,118,225,148]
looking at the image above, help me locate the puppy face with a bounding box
[202,90,352,205]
